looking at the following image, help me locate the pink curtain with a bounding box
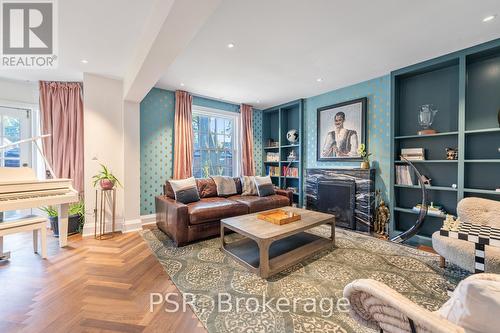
[39,81,84,193]
[240,104,255,176]
[173,90,194,179]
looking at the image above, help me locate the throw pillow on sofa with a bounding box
[254,176,275,197]
[168,177,200,204]
[211,176,237,196]
[241,176,257,196]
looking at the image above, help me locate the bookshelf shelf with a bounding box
[394,160,458,164]
[464,188,500,195]
[394,184,458,192]
[464,159,500,163]
[394,207,446,218]
[394,131,458,140]
[391,39,500,247]
[262,99,304,207]
[464,128,500,134]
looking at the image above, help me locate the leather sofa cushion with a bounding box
[187,197,248,225]
[228,194,290,213]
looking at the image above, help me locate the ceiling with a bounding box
[1,0,499,108]
[0,0,155,83]
[156,0,500,108]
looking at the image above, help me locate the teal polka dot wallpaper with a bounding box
[140,88,175,215]
[140,88,263,215]
[304,75,391,201]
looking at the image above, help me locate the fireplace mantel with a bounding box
[306,168,375,233]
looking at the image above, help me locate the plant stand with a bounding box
[94,188,116,240]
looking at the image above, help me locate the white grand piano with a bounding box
[0,135,79,259]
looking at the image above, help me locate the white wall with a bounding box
[82,73,141,236]
[122,101,141,230]
[0,78,38,105]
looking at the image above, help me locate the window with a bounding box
[192,107,240,178]
[0,106,31,168]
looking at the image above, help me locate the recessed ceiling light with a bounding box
[227,43,235,49]
[316,78,323,82]
[81,59,88,64]
[483,15,496,22]
[180,82,185,87]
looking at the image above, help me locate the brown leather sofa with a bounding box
[155,177,293,246]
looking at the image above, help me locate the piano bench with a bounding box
[0,215,48,260]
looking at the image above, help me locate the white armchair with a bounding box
[343,273,500,333]
[432,197,500,273]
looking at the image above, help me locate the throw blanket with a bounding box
[211,176,237,196]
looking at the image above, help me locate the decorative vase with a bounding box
[360,161,370,169]
[49,215,81,237]
[100,179,115,190]
[418,104,438,135]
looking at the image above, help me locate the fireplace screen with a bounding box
[317,180,356,229]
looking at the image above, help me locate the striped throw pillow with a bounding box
[240,176,257,196]
[168,177,200,204]
[254,176,275,197]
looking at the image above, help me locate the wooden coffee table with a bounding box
[220,207,335,278]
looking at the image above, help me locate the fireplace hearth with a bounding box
[306,168,375,233]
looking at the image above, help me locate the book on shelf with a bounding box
[412,203,446,217]
[395,165,415,185]
[266,165,280,177]
[400,148,425,161]
[266,152,280,162]
[282,166,298,178]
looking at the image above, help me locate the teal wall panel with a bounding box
[140,88,175,215]
[303,76,391,201]
[140,88,263,215]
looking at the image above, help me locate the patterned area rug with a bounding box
[141,226,468,333]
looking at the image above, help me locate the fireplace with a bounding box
[306,168,375,233]
[317,179,356,229]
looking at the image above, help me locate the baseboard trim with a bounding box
[81,214,156,237]
[122,218,142,233]
[141,214,156,225]
[82,219,123,237]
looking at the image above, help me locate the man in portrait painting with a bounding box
[321,111,359,158]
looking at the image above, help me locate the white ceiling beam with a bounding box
[123,0,222,102]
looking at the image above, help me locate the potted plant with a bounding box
[41,201,85,237]
[358,144,372,169]
[92,163,122,190]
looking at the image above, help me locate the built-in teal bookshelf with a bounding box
[262,99,304,207]
[390,39,500,246]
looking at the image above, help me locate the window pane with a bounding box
[193,132,199,149]
[217,135,225,149]
[208,133,216,149]
[192,115,199,132]
[224,120,232,135]
[216,118,225,134]
[209,117,216,134]
[224,135,232,149]
[4,159,20,167]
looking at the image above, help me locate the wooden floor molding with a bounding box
[0,228,206,333]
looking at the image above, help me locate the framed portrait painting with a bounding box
[317,97,367,161]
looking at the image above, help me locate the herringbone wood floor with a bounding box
[0,227,206,333]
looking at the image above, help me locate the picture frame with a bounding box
[316,97,367,161]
